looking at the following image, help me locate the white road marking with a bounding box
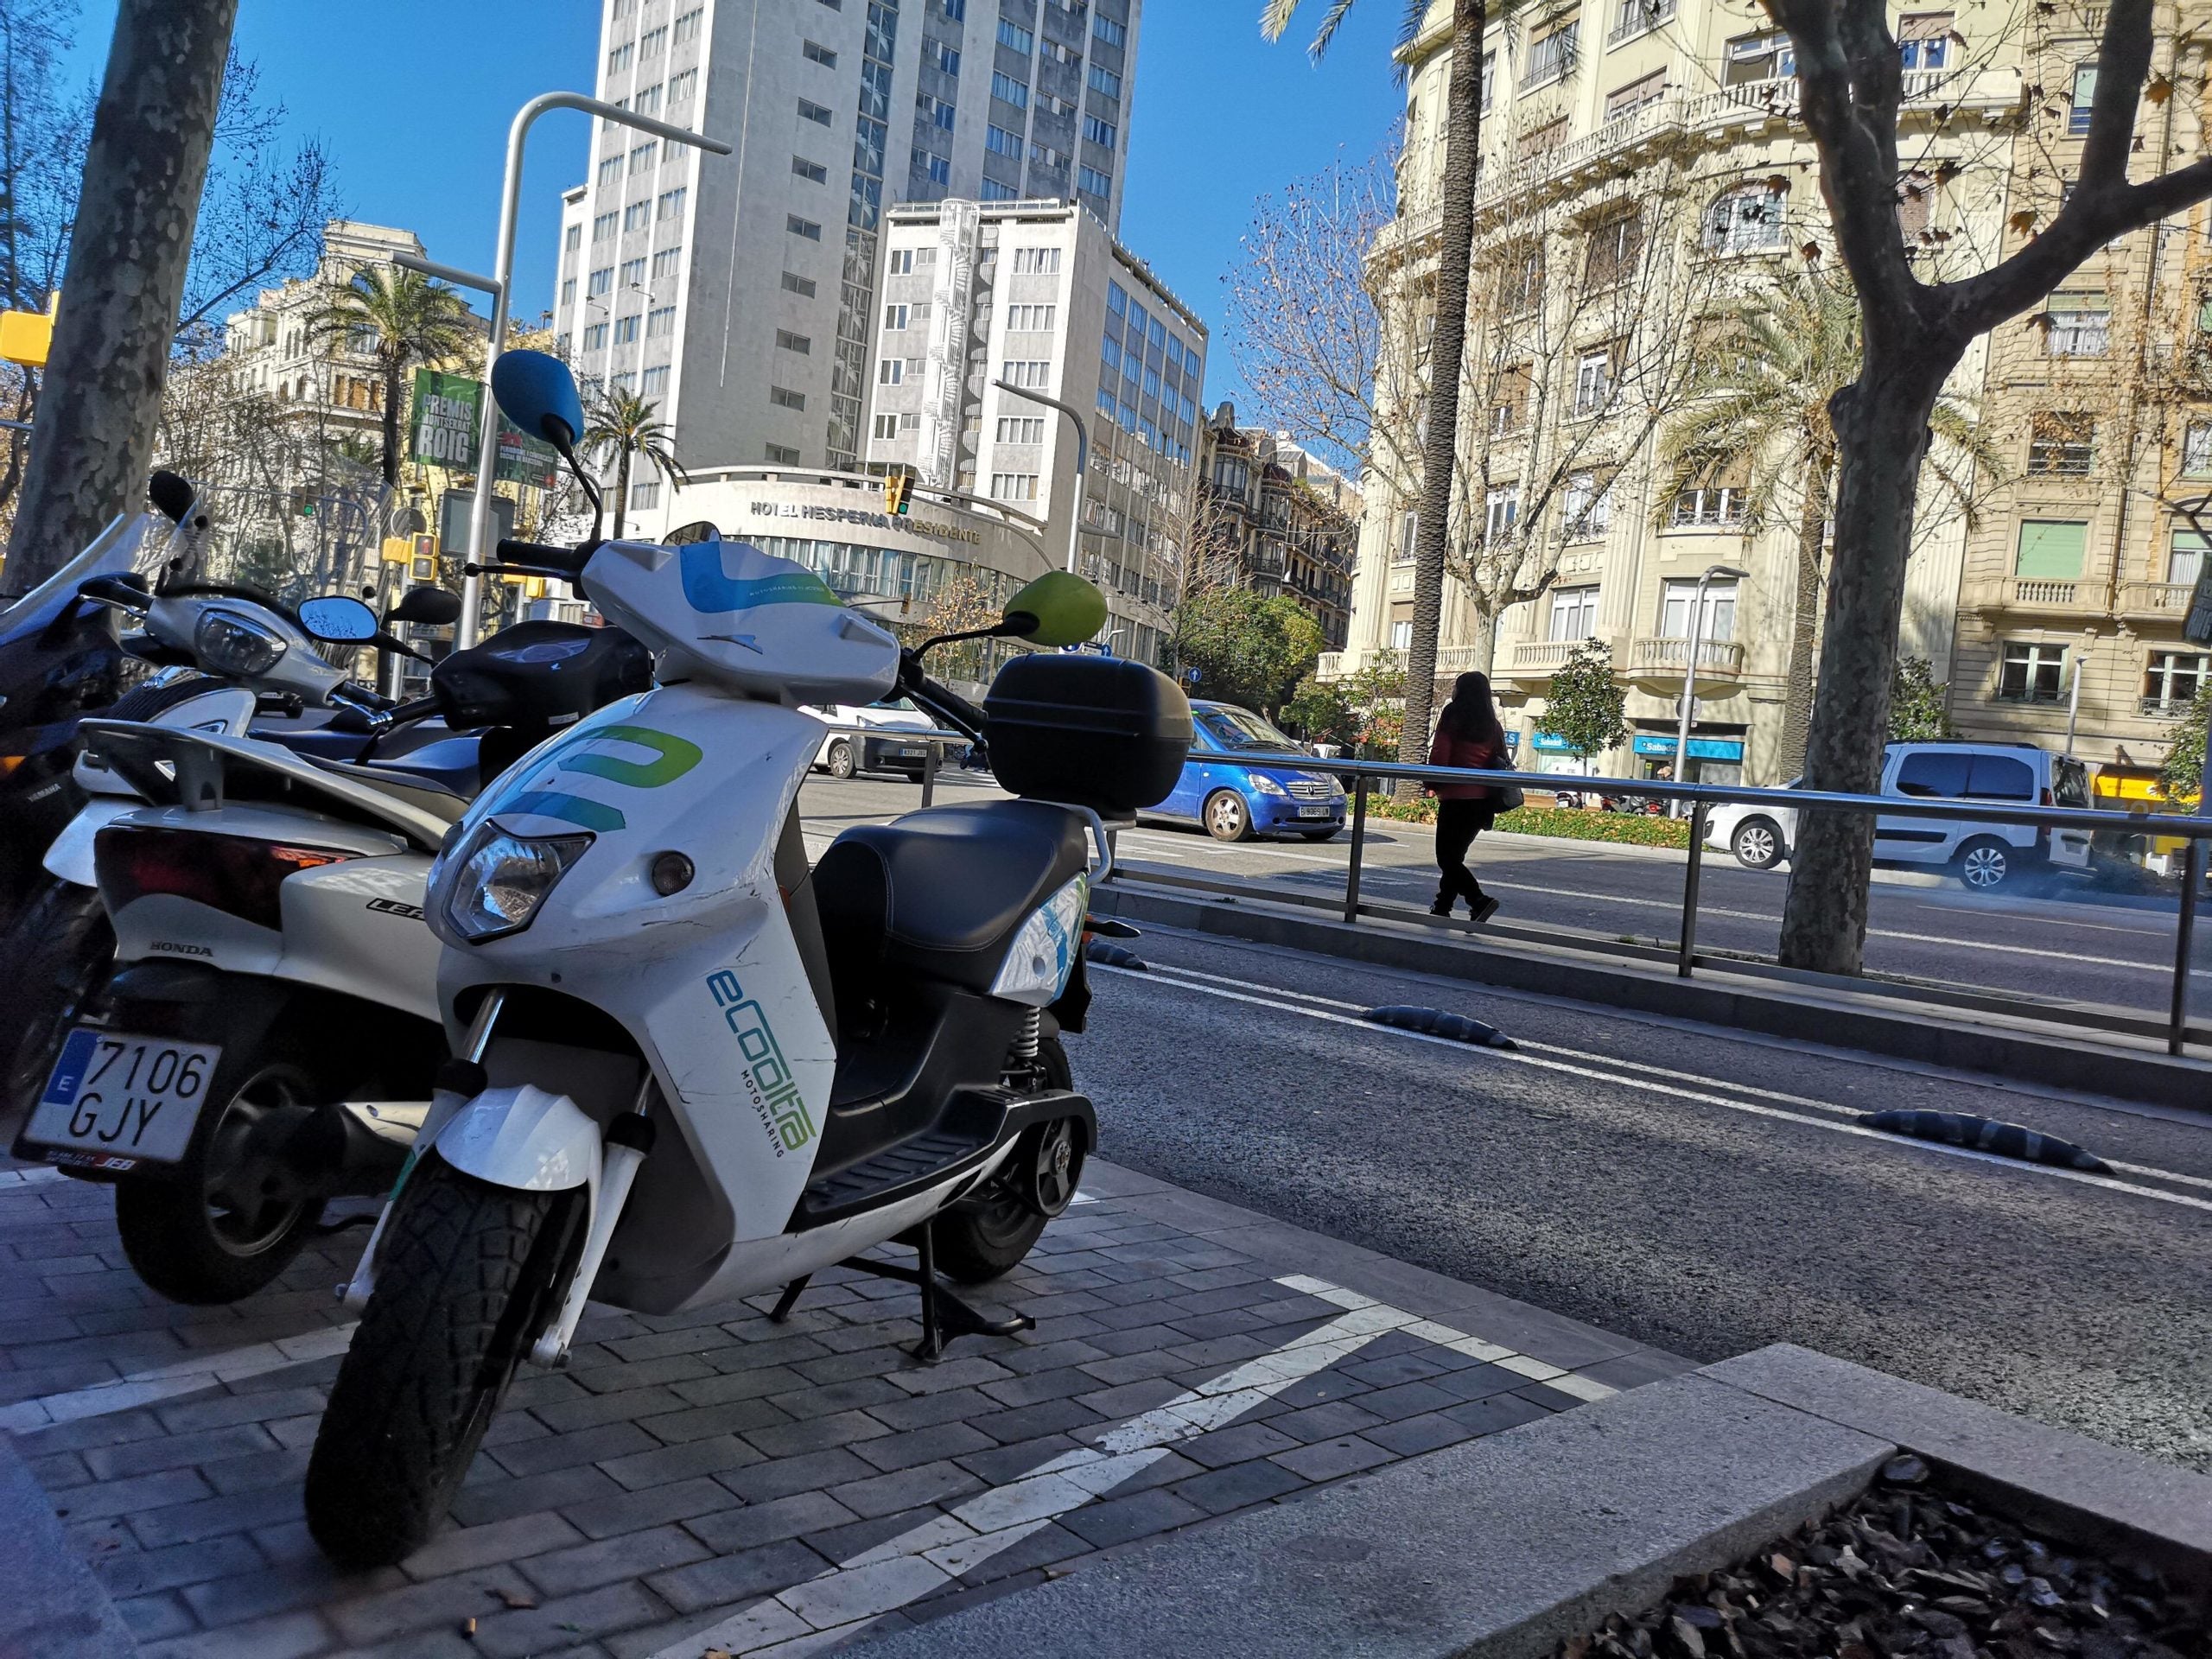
[650,1277,1611,1658]
[0,1320,358,1434]
[1100,964,2212,1217]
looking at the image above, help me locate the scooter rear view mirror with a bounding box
[299,595,379,643]
[388,586,462,627]
[1001,571,1108,648]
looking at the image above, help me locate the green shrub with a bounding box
[1360,796,1689,848]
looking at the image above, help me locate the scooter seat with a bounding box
[815,800,1088,997]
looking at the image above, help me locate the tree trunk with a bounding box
[613,447,632,540]
[1394,0,1486,801]
[1777,448,1833,779]
[1777,356,1954,976]
[381,360,403,485]
[2,0,237,589]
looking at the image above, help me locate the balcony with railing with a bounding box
[1629,635,1747,687]
[2120,581,2196,623]
[1501,638,1595,688]
[1972,575,2097,617]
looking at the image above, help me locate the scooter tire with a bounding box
[306,1154,581,1568]
[0,880,111,1134]
[935,1036,1071,1285]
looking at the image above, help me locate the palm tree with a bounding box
[582,388,688,538]
[315,266,477,486]
[1656,267,2003,775]
[1263,0,1499,798]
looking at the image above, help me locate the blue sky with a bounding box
[60,1,1406,409]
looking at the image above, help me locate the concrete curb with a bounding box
[856,1345,2212,1658]
[1090,879,2212,1111]
[0,1433,138,1658]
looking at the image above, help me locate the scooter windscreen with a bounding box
[0,512,168,639]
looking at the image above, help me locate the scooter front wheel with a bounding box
[305,1154,580,1568]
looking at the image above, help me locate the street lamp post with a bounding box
[990,378,1089,574]
[1673,563,1749,815]
[2063,639,2094,756]
[443,92,731,648]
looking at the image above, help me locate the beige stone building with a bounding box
[1197,407,1360,648]
[1322,0,2196,789]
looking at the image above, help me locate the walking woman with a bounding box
[1427,671,1506,923]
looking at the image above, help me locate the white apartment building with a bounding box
[551,0,1144,490]
[866,196,1206,667]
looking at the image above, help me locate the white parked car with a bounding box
[1703,741,2094,890]
[804,696,958,781]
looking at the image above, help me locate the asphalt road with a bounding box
[799,766,2212,1473]
[797,767,2211,1026]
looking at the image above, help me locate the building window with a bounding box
[607,41,633,74]
[592,212,618,242]
[774,327,809,354]
[652,247,683,279]
[658,187,687,222]
[2069,64,2096,136]
[770,385,806,410]
[2046,292,2108,356]
[987,123,1024,157]
[888,250,915,276]
[588,266,613,297]
[666,70,695,102]
[991,72,1029,109]
[2145,651,2207,713]
[803,39,837,67]
[1661,578,1738,640]
[793,156,828,183]
[1563,472,1613,538]
[1078,164,1114,198]
[924,152,952,185]
[639,24,667,59]
[998,18,1033,52]
[582,322,609,352]
[874,414,899,441]
[991,473,1039,501]
[997,416,1046,443]
[1573,346,1617,416]
[799,98,833,126]
[1001,359,1051,389]
[647,306,677,338]
[1898,13,1953,71]
[979,177,1018,201]
[1005,303,1056,331]
[783,270,817,297]
[1605,70,1667,119]
[1390,618,1414,650]
[1522,18,1580,89]
[929,41,961,73]
[598,156,622,188]
[623,200,651,232]
[559,277,576,306]
[883,303,909,330]
[613,314,640,344]
[1585,208,1643,286]
[1484,486,1519,543]
[2026,413,2095,475]
[630,480,661,510]
[2015,519,2088,581]
[1548,586,1602,642]
[564,224,582,252]
[1998,641,2068,702]
[1703,184,1787,254]
[1107,281,1126,316]
[629,141,657,175]
[635,82,664,115]
[1670,461,1748,527]
[641,365,668,395]
[1084,115,1117,148]
[788,213,822,240]
[2169,529,2208,586]
[1609,0,1676,45]
[674,6,702,44]
[1012,246,1060,275]
[878,359,904,385]
[766,442,802,465]
[1094,13,1126,45]
[617,257,645,287]
[1724,29,1795,84]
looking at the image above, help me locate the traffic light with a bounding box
[0,294,57,368]
[883,473,912,516]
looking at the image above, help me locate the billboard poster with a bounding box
[409,368,563,488]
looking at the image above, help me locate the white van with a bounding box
[804,696,955,781]
[1705,741,2093,889]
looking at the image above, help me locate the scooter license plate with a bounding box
[1297,804,1332,819]
[21,1029,220,1168]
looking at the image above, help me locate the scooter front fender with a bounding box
[433,1084,601,1195]
[41,795,139,884]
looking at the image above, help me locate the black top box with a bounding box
[984,652,1192,815]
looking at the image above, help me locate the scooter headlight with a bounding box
[443,823,594,942]
[194,608,288,677]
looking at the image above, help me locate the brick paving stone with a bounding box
[13,1404,165,1455]
[1166,1286,1275,1319]
[787,1345,914,1386]
[1075,1349,1186,1387]
[849,1419,995,1474]
[1176,1420,1303,1470]
[715,1445,877,1504]
[448,1464,627,1530]
[684,1489,857,1554]
[182,1554,403,1626]
[1352,1378,1465,1421]
[760,1373,907,1420]
[1263,1368,1374,1410]
[570,1351,719,1392]
[1163,1333,1276,1370]
[25,1447,89,1487]
[600,1431,765,1491]
[1080,1316,1187,1350]
[951,1433,1082,1488]
[197,1443,312,1497]
[880,1353,1014,1395]
[975,1366,1098,1409]
[780,1551,949,1630]
[322,1564,537,1648]
[826,1455,987,1520]
[93,1531,264,1599]
[669,1363,806,1406]
[1269,1433,1395,1482]
[532,1383,690,1434]
[155,1386,327,1434]
[637,1393,793,1445]
[480,1411,552,1449]
[1343,1349,1459,1388]
[1269,1399,1389,1444]
[963,1395,1107,1447]
[340,1630,482,1659]
[474,1580,673,1659]
[1432,1361,1540,1403]
[128,1481,307,1549]
[1172,1455,1309,1516]
[1165,1307,1280,1341]
[1059,1484,1209,1549]
[559,1475,741,1542]
[808,1316,928,1356]
[503,1371,590,1413]
[140,1606,334,1659]
[1362,1409,1478,1458]
[515,1522,713,1598]
[645,1536,830,1615]
[988,1337,1111,1376]
[48,1465,215,1524]
[400,1510,588,1580]
[741,1406,891,1459]
[863,1383,995,1432]
[114,1589,196,1643]
[488,1419,658,1478]
[937,1517,1090,1586]
[1073,1376,1185,1420]
[0,1358,130,1405]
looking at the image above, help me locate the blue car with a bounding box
[1153,701,1348,842]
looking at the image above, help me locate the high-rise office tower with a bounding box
[550,0,1143,489]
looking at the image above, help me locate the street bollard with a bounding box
[920,741,938,810]
[2171,836,2202,1056]
[1344,774,1368,925]
[1678,801,1708,979]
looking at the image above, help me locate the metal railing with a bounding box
[1101,751,2212,1060]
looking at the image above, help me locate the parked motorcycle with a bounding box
[301,351,1190,1567]
[0,472,206,931]
[0,571,467,1133]
[16,588,651,1304]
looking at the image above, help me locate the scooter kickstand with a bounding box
[768,1275,811,1324]
[909,1221,1034,1364]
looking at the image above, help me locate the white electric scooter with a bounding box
[302,351,1192,1567]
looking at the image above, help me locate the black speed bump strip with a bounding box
[1086,938,1147,970]
[1363,1006,1516,1050]
[1858,1109,2109,1173]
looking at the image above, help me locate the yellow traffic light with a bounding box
[883,473,912,516]
[0,295,57,368]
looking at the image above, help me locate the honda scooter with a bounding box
[20,589,650,1304]
[302,351,1192,1567]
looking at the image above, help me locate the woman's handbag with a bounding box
[1491,781,1526,813]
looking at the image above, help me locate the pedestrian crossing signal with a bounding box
[883,474,912,516]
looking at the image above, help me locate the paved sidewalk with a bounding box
[0,1159,1691,1659]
